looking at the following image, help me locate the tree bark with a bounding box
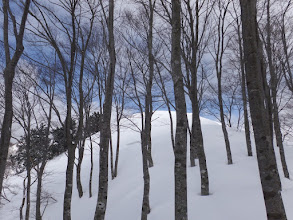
[171,0,188,219]
[89,136,94,198]
[76,141,85,197]
[141,130,151,220]
[36,164,45,220]
[25,123,31,220]
[113,113,120,178]
[240,1,287,219]
[192,103,209,195]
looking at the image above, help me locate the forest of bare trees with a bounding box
[0,0,293,220]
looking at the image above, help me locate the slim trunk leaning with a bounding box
[113,118,120,178]
[89,136,94,198]
[236,15,252,156]
[171,0,188,219]
[217,74,233,165]
[240,1,287,219]
[192,103,209,196]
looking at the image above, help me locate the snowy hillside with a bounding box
[1,111,293,220]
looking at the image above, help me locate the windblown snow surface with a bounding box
[1,111,293,220]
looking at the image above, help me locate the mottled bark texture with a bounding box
[171,0,188,219]
[192,109,209,195]
[141,130,151,220]
[240,1,287,219]
[94,0,116,219]
[0,0,31,197]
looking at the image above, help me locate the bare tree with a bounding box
[264,0,289,179]
[240,0,287,219]
[171,0,188,219]
[0,0,31,198]
[230,1,252,156]
[210,0,233,165]
[74,0,97,198]
[28,1,80,219]
[94,0,116,219]
[181,0,212,195]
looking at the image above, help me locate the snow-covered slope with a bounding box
[1,111,293,220]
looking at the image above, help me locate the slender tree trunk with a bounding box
[94,0,116,219]
[171,0,188,219]
[236,13,252,156]
[113,119,120,178]
[218,82,233,164]
[272,96,289,179]
[266,0,289,179]
[36,164,45,220]
[145,0,155,169]
[214,1,233,165]
[0,69,14,199]
[110,133,114,179]
[63,116,75,220]
[0,0,31,197]
[89,136,93,198]
[25,107,31,220]
[25,168,31,220]
[20,178,26,220]
[141,131,151,220]
[76,141,85,197]
[63,3,77,219]
[192,102,209,196]
[240,1,287,219]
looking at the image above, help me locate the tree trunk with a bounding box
[20,178,26,220]
[113,119,120,178]
[266,0,289,179]
[217,73,233,165]
[25,105,32,220]
[171,0,188,219]
[240,1,287,219]
[272,97,289,179]
[192,103,209,196]
[94,0,116,219]
[36,164,45,220]
[141,131,151,220]
[76,141,85,198]
[89,136,93,198]
[0,0,30,197]
[63,117,75,220]
[25,165,31,220]
[110,133,114,179]
[236,13,253,156]
[63,3,77,219]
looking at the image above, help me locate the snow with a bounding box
[1,111,293,220]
